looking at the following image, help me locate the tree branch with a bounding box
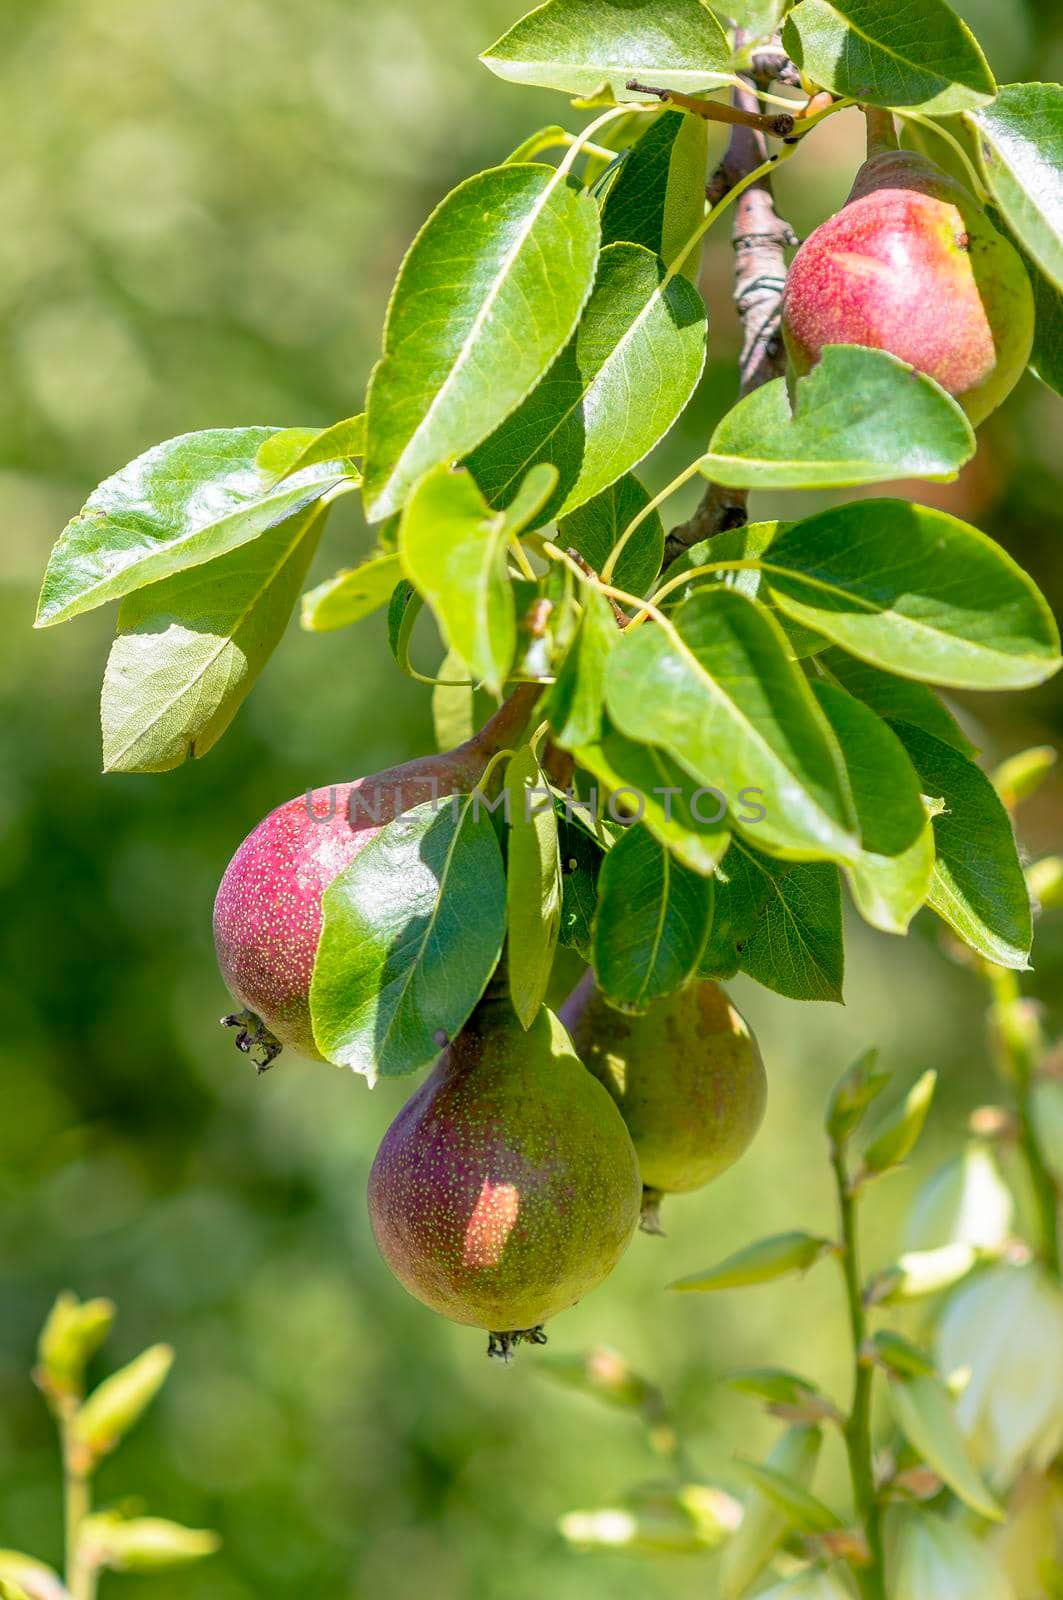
[662,62,797,569]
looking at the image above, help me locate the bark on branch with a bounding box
[662,65,798,569]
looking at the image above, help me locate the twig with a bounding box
[830,1141,888,1600]
[625,80,794,138]
[662,51,797,570]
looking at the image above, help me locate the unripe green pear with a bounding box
[212,687,536,1066]
[782,149,1033,426]
[368,999,641,1356]
[560,973,766,1232]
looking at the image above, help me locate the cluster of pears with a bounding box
[782,126,1032,425]
[212,716,766,1356]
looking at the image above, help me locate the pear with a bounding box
[368,999,641,1356]
[212,687,537,1066]
[560,973,766,1232]
[782,149,1033,426]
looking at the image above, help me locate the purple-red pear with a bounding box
[368,999,641,1356]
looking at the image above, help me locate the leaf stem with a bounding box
[554,104,634,183]
[600,461,704,582]
[830,1141,887,1600]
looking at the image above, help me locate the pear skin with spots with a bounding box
[368,1000,641,1346]
[560,974,766,1231]
[212,690,536,1062]
[782,150,1033,425]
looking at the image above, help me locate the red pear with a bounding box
[782,149,1033,425]
[368,999,641,1356]
[213,688,536,1065]
[560,973,766,1232]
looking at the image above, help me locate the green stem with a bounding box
[987,964,1061,1277]
[863,106,898,159]
[61,1418,96,1600]
[831,1145,887,1600]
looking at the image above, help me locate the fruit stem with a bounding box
[863,106,898,159]
[830,1140,887,1600]
[472,682,541,756]
[639,1188,666,1235]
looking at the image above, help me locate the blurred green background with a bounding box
[2,1,1061,1595]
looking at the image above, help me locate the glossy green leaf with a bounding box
[782,0,995,114]
[363,163,600,521]
[731,1461,842,1534]
[826,1049,891,1144]
[699,346,974,489]
[890,721,1033,969]
[671,1231,835,1292]
[310,796,507,1079]
[815,648,976,756]
[557,810,604,956]
[591,824,712,1011]
[545,585,619,748]
[861,1069,937,1175]
[386,580,422,676]
[300,551,402,632]
[719,1427,823,1600]
[481,0,732,101]
[557,474,664,597]
[1028,257,1063,395]
[432,649,475,751]
[575,715,731,876]
[468,242,707,524]
[605,588,860,863]
[600,109,708,279]
[658,521,827,659]
[36,428,346,627]
[765,501,1061,690]
[700,844,845,1002]
[871,1329,937,1378]
[969,84,1063,290]
[101,503,324,773]
[504,124,572,164]
[400,465,554,695]
[506,746,563,1027]
[811,681,934,933]
[889,1375,1004,1520]
[258,414,365,479]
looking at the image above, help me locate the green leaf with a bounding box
[991,744,1057,810]
[969,84,1063,290]
[37,1292,115,1403]
[671,1231,835,1292]
[557,474,664,597]
[658,521,828,659]
[400,465,543,695]
[782,0,995,115]
[506,746,563,1027]
[826,1048,891,1144]
[575,715,731,876]
[698,346,974,490]
[591,824,712,1010]
[468,242,707,524]
[101,503,324,774]
[701,843,845,1002]
[600,109,708,279]
[310,796,507,1078]
[72,1345,174,1463]
[873,1243,979,1302]
[889,1374,1004,1520]
[557,809,604,956]
[861,1069,937,1176]
[80,1516,220,1573]
[258,414,365,480]
[890,721,1033,969]
[504,124,572,164]
[724,1368,821,1407]
[811,681,934,933]
[560,1483,740,1555]
[871,1329,938,1377]
[0,1554,64,1600]
[386,579,420,672]
[1029,256,1063,395]
[816,648,976,756]
[480,0,732,101]
[730,0,787,41]
[36,428,346,627]
[363,163,600,521]
[731,1461,842,1534]
[545,585,619,748]
[605,588,860,863]
[764,500,1061,691]
[300,552,402,632]
[719,1427,823,1600]
[893,1511,1014,1600]
[432,649,476,751]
